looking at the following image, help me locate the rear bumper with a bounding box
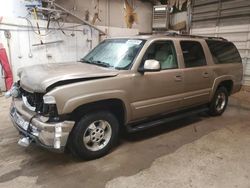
[10,98,75,152]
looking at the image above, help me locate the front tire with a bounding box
[209,86,228,116]
[68,111,119,160]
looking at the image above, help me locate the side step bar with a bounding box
[127,107,209,133]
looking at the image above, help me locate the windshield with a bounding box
[80,39,145,70]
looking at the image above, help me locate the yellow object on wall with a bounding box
[124,0,138,29]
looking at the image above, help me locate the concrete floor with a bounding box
[0,93,249,188]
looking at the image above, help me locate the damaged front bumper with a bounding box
[10,98,75,152]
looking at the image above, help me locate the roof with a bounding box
[111,32,227,41]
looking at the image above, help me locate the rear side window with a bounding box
[180,41,207,68]
[206,40,242,64]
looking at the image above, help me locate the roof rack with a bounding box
[163,32,228,41]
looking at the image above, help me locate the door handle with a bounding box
[175,75,182,81]
[202,72,209,78]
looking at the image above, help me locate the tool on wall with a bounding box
[32,40,63,46]
[29,7,66,47]
[27,20,33,58]
[3,30,13,70]
[92,0,101,25]
[54,2,106,37]
[16,31,23,59]
[33,7,44,45]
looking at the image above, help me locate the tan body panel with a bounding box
[18,62,119,93]
[10,35,244,153]
[47,72,137,123]
[209,63,243,100]
[130,69,184,120]
[43,36,243,125]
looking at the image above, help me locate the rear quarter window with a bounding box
[206,40,242,64]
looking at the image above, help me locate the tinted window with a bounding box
[206,40,242,64]
[180,41,207,68]
[142,41,178,70]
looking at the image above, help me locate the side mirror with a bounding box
[138,60,161,73]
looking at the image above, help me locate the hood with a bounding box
[18,62,119,93]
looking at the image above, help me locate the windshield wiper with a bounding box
[79,58,91,64]
[91,61,112,68]
[79,59,112,68]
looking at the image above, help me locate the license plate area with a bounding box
[12,109,29,131]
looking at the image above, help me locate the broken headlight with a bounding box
[43,95,56,104]
[42,95,58,119]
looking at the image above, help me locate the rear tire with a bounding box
[68,111,119,160]
[209,86,228,116]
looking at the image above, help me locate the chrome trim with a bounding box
[22,95,36,111]
[135,98,181,110]
[183,92,209,100]
[10,99,75,151]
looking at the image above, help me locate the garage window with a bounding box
[180,41,207,68]
[206,40,242,64]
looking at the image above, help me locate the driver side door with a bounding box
[131,40,184,121]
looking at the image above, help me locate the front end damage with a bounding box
[7,62,119,152]
[8,82,75,152]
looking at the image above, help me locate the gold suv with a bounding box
[8,34,243,160]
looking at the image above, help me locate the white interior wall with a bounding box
[0,0,32,18]
[0,17,98,81]
[0,17,139,83]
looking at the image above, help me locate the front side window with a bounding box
[81,39,145,70]
[180,41,207,68]
[142,41,178,70]
[206,40,242,64]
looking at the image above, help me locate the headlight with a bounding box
[43,95,56,104]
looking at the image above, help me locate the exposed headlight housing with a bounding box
[5,83,20,98]
[42,95,58,118]
[43,95,56,104]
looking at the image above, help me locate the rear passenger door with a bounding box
[180,41,212,107]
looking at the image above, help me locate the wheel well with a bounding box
[71,99,126,125]
[218,80,233,95]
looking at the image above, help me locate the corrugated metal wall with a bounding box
[192,0,250,28]
[191,0,250,86]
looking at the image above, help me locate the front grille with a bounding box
[20,88,44,112]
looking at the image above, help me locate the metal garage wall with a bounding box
[191,0,250,86]
[191,0,250,28]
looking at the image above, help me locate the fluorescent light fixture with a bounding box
[155,7,166,11]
